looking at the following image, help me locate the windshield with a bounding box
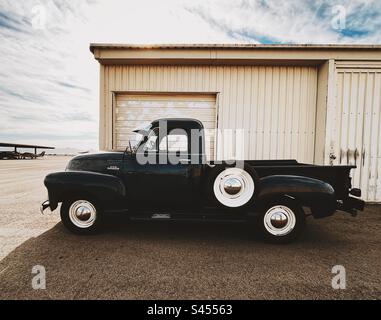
[143,127,159,151]
[128,123,153,152]
[131,132,144,149]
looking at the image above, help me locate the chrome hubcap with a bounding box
[213,168,255,208]
[264,205,296,236]
[75,206,92,221]
[270,211,288,229]
[224,178,242,195]
[69,200,97,229]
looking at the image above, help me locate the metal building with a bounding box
[90,44,381,202]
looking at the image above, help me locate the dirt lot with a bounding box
[0,157,380,299]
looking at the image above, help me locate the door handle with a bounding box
[180,159,191,164]
[329,152,336,165]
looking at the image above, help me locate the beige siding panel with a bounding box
[106,66,113,150]
[329,68,381,202]
[102,65,318,163]
[99,64,106,149]
[336,61,381,69]
[314,61,330,164]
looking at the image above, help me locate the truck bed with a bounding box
[245,159,354,200]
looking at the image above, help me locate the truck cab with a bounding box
[123,118,206,209]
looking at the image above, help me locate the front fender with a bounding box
[257,175,337,218]
[44,171,126,211]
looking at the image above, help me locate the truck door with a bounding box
[127,128,202,209]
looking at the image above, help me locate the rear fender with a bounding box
[256,175,337,218]
[44,171,126,211]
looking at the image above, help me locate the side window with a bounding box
[159,130,188,153]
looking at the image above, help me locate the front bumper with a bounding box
[40,200,51,214]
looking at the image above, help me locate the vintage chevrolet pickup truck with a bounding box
[41,118,365,243]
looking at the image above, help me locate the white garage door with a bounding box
[114,93,216,159]
[330,67,381,202]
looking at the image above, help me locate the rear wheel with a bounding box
[256,199,306,243]
[60,198,103,235]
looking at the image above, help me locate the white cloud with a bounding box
[0,0,233,150]
[0,0,380,150]
[187,0,381,44]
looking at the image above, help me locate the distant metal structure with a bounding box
[0,142,54,153]
[0,143,55,159]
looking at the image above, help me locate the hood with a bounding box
[71,151,125,161]
[66,151,126,174]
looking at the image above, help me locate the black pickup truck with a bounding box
[41,118,365,243]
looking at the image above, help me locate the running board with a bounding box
[105,208,250,223]
[151,213,171,219]
[130,214,246,223]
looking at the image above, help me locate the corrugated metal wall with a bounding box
[102,65,318,162]
[330,66,381,202]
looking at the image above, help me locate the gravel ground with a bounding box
[0,157,380,299]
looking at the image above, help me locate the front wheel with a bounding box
[256,200,306,243]
[60,198,103,235]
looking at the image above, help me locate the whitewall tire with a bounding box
[263,205,296,236]
[68,200,97,229]
[257,200,306,243]
[61,197,102,235]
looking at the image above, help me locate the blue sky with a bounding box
[0,0,380,150]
